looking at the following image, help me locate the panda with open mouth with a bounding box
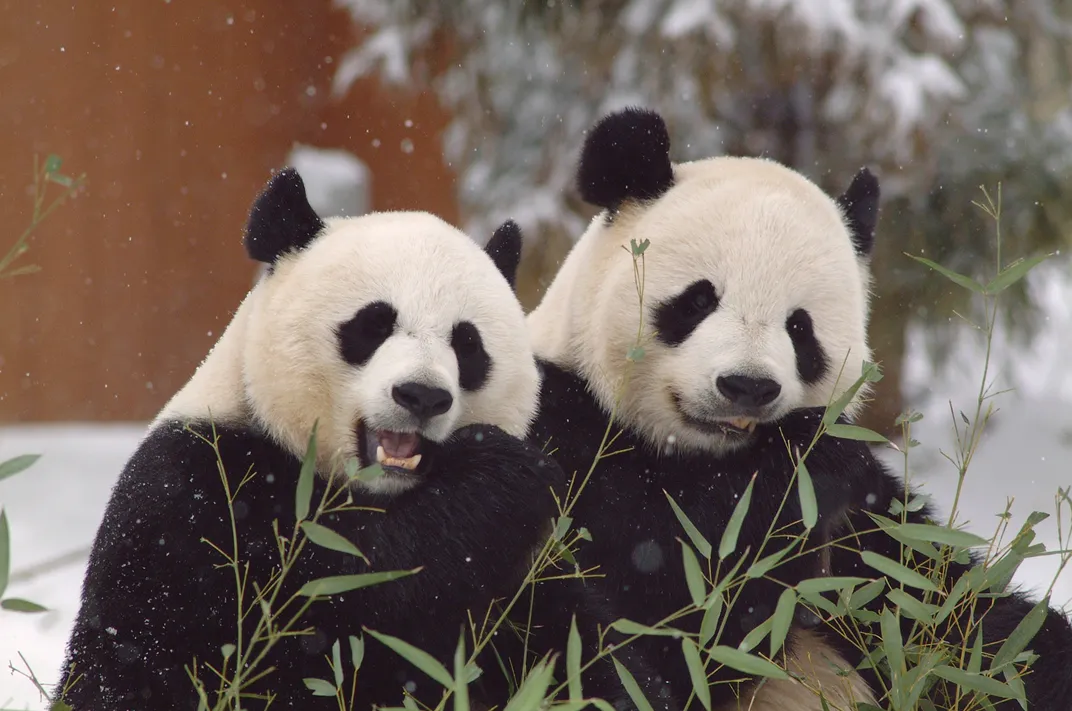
[56,169,577,710]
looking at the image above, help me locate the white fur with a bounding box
[529,156,873,457]
[159,211,539,495]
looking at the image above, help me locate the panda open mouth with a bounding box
[356,422,427,474]
[671,394,760,437]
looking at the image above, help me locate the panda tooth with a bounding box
[376,445,387,464]
[406,454,422,470]
[746,421,757,433]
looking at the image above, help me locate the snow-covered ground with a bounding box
[1,267,1070,709]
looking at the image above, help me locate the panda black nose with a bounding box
[392,382,454,419]
[716,375,782,408]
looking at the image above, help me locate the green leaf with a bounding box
[49,173,74,188]
[968,627,984,675]
[747,543,795,579]
[332,637,343,688]
[349,634,365,670]
[824,424,889,443]
[354,462,385,483]
[221,643,235,660]
[699,592,723,647]
[795,577,868,595]
[627,346,646,362]
[664,491,712,558]
[630,238,651,256]
[295,421,319,522]
[302,521,369,563]
[681,639,711,710]
[1,598,47,613]
[796,459,817,530]
[44,154,63,173]
[985,254,1051,295]
[707,645,788,680]
[931,665,1018,700]
[300,568,419,596]
[879,608,904,680]
[992,597,1049,671]
[891,522,990,549]
[612,657,655,711]
[0,454,40,483]
[861,550,938,592]
[886,589,938,624]
[611,618,683,638]
[0,510,9,599]
[770,588,797,657]
[454,632,469,711]
[906,253,985,294]
[847,578,886,611]
[821,363,879,428]
[680,542,707,607]
[1000,666,1028,711]
[567,615,582,701]
[366,628,454,689]
[303,677,337,696]
[718,474,755,560]
[738,614,773,654]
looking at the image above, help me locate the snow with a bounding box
[1,270,1069,709]
[285,144,370,219]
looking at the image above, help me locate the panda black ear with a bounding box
[244,168,326,265]
[836,167,880,259]
[485,220,523,291]
[576,107,674,212]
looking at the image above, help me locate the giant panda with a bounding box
[523,108,1072,710]
[55,169,572,710]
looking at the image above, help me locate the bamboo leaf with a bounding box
[612,658,656,711]
[700,593,723,647]
[0,510,9,599]
[664,491,712,559]
[681,639,711,710]
[302,521,369,563]
[985,254,1051,295]
[295,421,319,522]
[366,628,455,689]
[931,666,1018,700]
[300,569,419,597]
[567,615,583,701]
[707,645,788,680]
[880,608,904,680]
[796,459,817,530]
[303,678,337,696]
[770,589,797,658]
[681,541,707,607]
[992,597,1049,671]
[906,254,985,294]
[825,424,889,443]
[861,551,939,592]
[0,454,40,483]
[891,522,990,549]
[886,589,938,625]
[719,474,755,560]
[796,577,868,595]
[611,619,683,637]
[454,632,469,711]
[738,614,773,654]
[0,598,47,613]
[747,543,795,579]
[968,627,984,675]
[349,635,365,671]
[848,579,887,611]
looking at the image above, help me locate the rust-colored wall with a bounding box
[0,2,458,422]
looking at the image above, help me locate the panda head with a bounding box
[242,169,537,493]
[529,108,880,456]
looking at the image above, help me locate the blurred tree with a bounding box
[333,0,1072,433]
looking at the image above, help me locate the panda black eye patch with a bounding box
[451,321,492,391]
[337,301,398,367]
[653,279,720,346]
[786,308,829,384]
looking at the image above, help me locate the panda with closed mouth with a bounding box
[524,108,1072,710]
[55,169,571,710]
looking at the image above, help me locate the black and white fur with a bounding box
[56,170,569,710]
[525,108,1072,710]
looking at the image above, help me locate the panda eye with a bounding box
[785,308,829,385]
[451,321,491,391]
[654,279,719,346]
[337,301,397,367]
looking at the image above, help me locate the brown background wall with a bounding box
[0,1,459,422]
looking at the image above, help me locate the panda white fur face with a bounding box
[528,112,879,457]
[160,170,538,496]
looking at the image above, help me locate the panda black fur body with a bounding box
[57,170,575,710]
[523,108,1072,710]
